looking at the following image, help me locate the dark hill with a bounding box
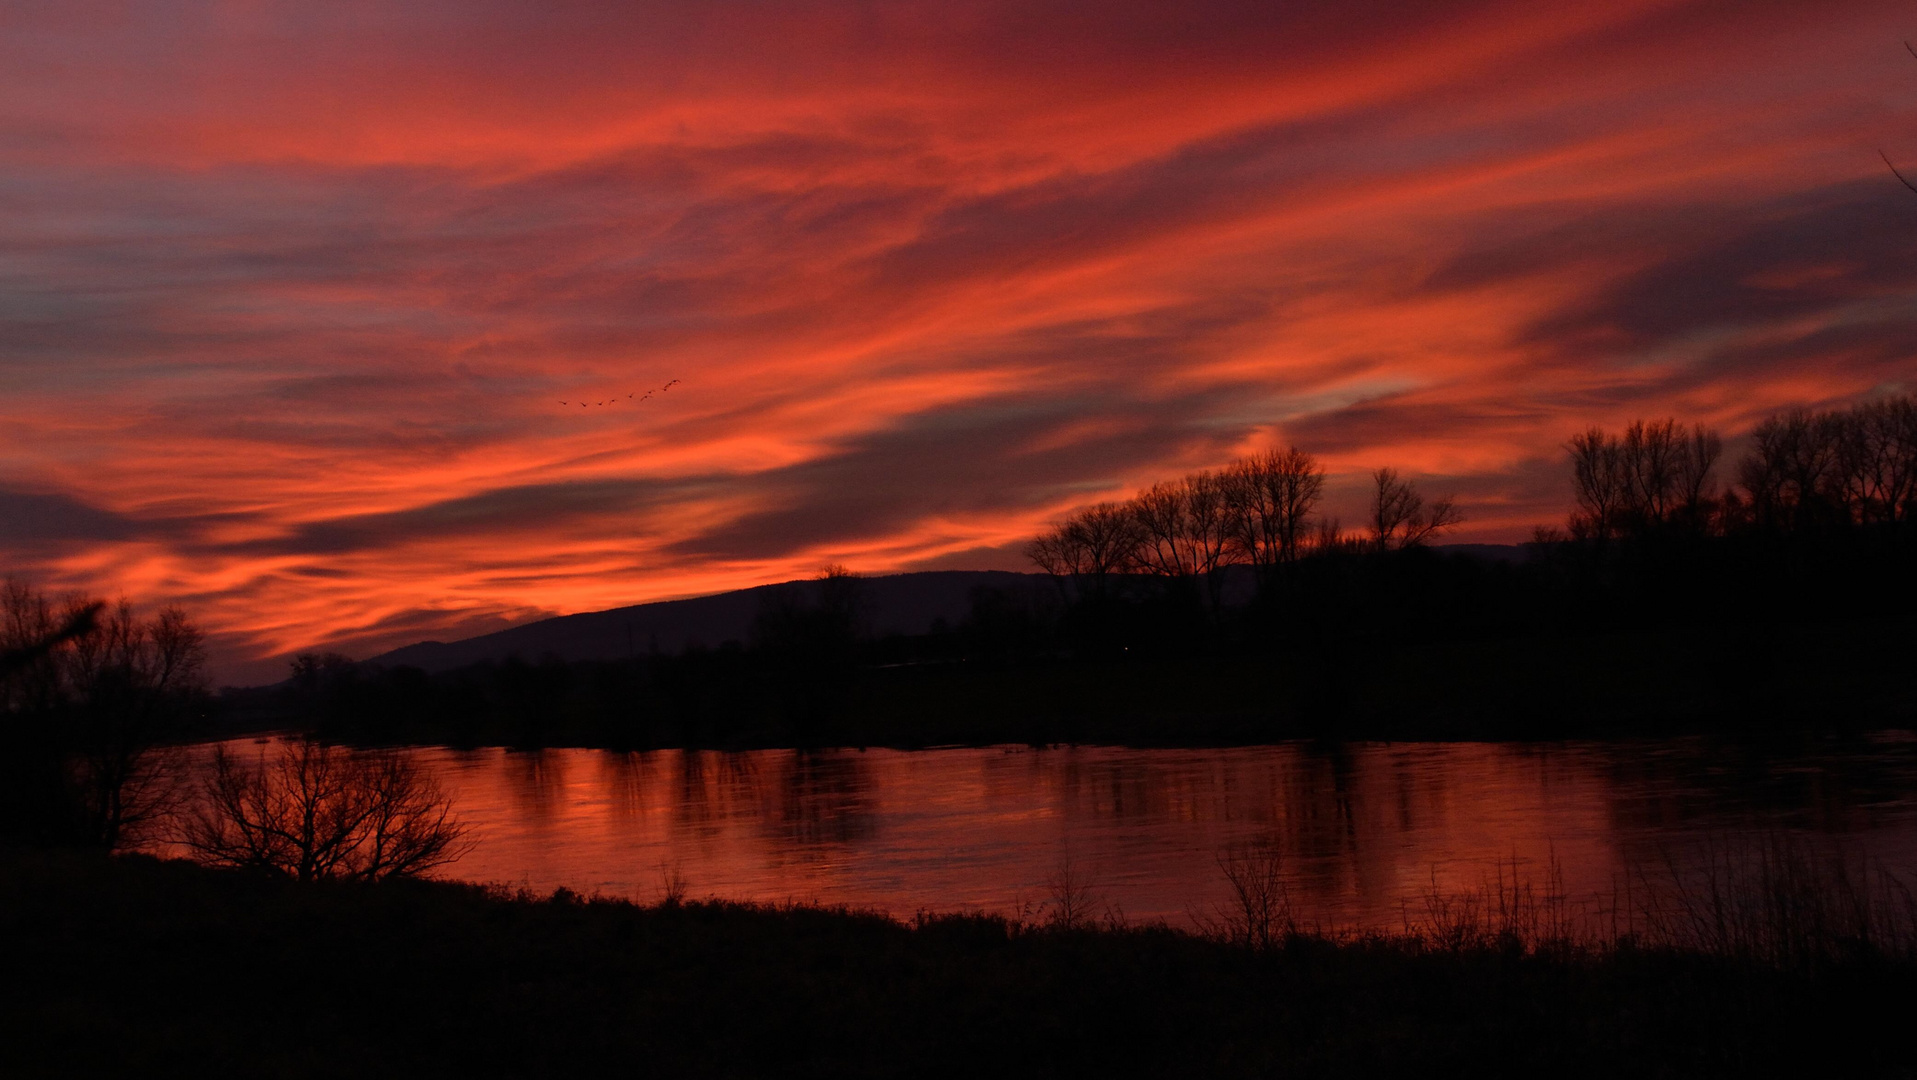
[361,546,1526,675]
[365,570,1051,674]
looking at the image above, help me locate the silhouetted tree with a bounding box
[1222,447,1325,594]
[1,584,94,843]
[1740,408,1850,533]
[1671,423,1724,531]
[1026,524,1077,589]
[0,580,205,847]
[1313,515,1350,554]
[1731,396,1917,538]
[1130,472,1235,614]
[1027,501,1141,602]
[0,594,99,680]
[1621,420,1682,526]
[64,600,206,848]
[1561,399,1917,550]
[1568,427,1626,541]
[180,739,470,882]
[1838,396,1917,533]
[1367,468,1462,551]
[1568,419,1722,539]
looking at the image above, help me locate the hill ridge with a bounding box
[363,545,1527,675]
[364,569,1049,674]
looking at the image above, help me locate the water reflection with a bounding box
[176,736,1917,928]
[762,751,876,851]
[505,749,568,826]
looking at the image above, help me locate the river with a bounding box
[180,733,1917,930]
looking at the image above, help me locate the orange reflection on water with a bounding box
[286,737,1917,929]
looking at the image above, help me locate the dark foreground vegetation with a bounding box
[4,844,1914,1078]
[0,585,207,847]
[234,397,1917,750]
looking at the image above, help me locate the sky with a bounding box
[3,1,1916,684]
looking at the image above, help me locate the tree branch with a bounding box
[1881,150,1917,195]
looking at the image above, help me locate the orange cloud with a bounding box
[3,0,1915,681]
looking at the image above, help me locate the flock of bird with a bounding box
[559,379,680,409]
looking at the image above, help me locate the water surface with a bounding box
[192,735,1917,929]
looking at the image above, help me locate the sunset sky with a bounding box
[4,1,1916,683]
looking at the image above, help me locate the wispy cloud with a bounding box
[3,0,1914,680]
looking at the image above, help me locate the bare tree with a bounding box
[1840,395,1917,532]
[1129,472,1236,613]
[1621,420,1683,526]
[1729,396,1917,535]
[1043,854,1106,931]
[181,739,471,882]
[1,584,90,842]
[1070,502,1144,596]
[1,582,80,717]
[1879,42,1917,194]
[1570,420,1722,538]
[1222,447,1325,590]
[1740,408,1848,532]
[1313,515,1348,554]
[1026,501,1140,602]
[1182,471,1236,614]
[1368,468,1462,551]
[0,591,99,683]
[1,581,204,848]
[1568,427,1626,540]
[1131,480,1195,579]
[65,601,206,848]
[1674,423,1724,526]
[1026,523,1081,588]
[1204,840,1293,952]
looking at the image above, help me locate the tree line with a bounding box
[1025,392,1917,608]
[1559,396,1917,543]
[1006,393,1917,702]
[1026,449,1461,611]
[7,391,1915,765]
[232,390,1917,750]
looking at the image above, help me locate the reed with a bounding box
[1201,832,1917,969]
[1629,832,1917,967]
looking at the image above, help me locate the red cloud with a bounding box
[2,0,1913,682]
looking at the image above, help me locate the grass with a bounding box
[4,844,1915,1077]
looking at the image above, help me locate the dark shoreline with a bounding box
[5,846,1914,1077]
[214,617,1917,752]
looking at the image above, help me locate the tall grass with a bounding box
[1200,832,1917,969]
[1401,851,1584,953]
[1628,832,1917,968]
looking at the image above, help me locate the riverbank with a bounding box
[4,847,1913,1077]
[231,616,1917,750]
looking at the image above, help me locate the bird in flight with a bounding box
[559,378,682,410]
